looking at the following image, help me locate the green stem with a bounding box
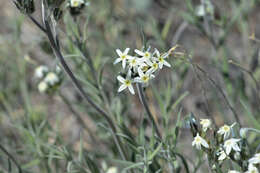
[136,83,162,139]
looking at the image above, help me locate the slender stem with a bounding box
[194,64,241,126]
[42,20,127,161]
[136,83,162,139]
[0,144,22,173]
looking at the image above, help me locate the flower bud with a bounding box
[234,152,241,161]
[239,128,248,139]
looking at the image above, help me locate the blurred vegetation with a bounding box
[0,0,260,172]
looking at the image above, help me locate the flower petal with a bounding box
[124,48,130,54]
[117,76,125,83]
[116,49,122,56]
[128,85,135,95]
[163,60,171,67]
[135,49,145,56]
[114,58,121,64]
[118,84,127,92]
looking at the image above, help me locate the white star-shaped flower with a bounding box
[114,48,131,69]
[224,138,241,155]
[192,133,209,150]
[245,164,259,173]
[117,75,135,95]
[127,56,142,73]
[134,49,152,64]
[217,123,236,139]
[154,49,171,69]
[146,61,159,74]
[200,119,211,132]
[248,153,260,165]
[134,68,154,84]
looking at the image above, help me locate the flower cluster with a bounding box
[114,46,177,95]
[34,65,63,93]
[187,115,260,172]
[67,0,89,15]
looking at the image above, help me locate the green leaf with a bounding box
[148,143,162,161]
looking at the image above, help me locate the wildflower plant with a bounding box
[3,0,259,172]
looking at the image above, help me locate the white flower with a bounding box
[114,48,131,69]
[134,68,154,84]
[44,72,59,86]
[224,138,241,155]
[248,153,260,165]
[200,119,211,132]
[154,49,171,69]
[128,56,142,72]
[107,167,118,173]
[38,81,48,93]
[117,75,135,95]
[217,123,236,139]
[134,49,152,64]
[245,164,259,173]
[228,170,240,173]
[192,133,209,150]
[70,0,84,7]
[218,149,228,161]
[146,61,159,74]
[35,65,48,79]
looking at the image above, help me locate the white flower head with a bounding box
[44,72,59,86]
[70,0,84,7]
[38,81,48,93]
[114,48,131,69]
[134,49,153,64]
[192,133,209,150]
[134,68,154,84]
[35,65,49,79]
[107,167,118,173]
[228,170,240,173]
[217,123,236,139]
[200,119,211,132]
[248,153,260,165]
[224,138,241,155]
[218,149,228,161]
[154,49,171,69]
[127,56,143,73]
[117,73,135,95]
[245,164,259,173]
[146,60,159,74]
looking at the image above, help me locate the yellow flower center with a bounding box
[121,55,127,59]
[142,66,149,72]
[152,63,158,69]
[125,80,131,86]
[131,59,136,65]
[195,137,201,143]
[223,125,230,132]
[144,52,150,58]
[226,141,231,145]
[159,57,164,62]
[142,75,149,82]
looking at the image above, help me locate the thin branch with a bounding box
[194,64,241,126]
[28,15,47,33]
[137,83,162,139]
[0,144,22,173]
